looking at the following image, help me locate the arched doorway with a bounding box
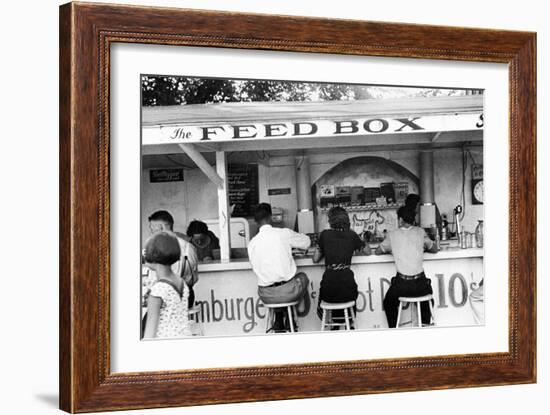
[312,156,419,237]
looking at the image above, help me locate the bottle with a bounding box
[475,220,484,248]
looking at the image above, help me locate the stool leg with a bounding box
[288,306,295,333]
[350,307,356,330]
[396,301,403,328]
[321,309,327,331]
[190,314,196,336]
[292,305,299,332]
[429,299,436,326]
[417,302,422,327]
[196,312,204,336]
[344,308,350,331]
[265,308,272,333]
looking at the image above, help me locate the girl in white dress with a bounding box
[143,232,191,338]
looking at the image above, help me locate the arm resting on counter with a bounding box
[287,229,311,250]
[425,243,439,254]
[375,246,386,255]
[312,246,324,263]
[360,244,372,256]
[423,231,439,253]
[375,235,391,255]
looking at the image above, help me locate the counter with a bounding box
[198,247,483,272]
[192,247,484,336]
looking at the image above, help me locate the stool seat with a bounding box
[320,300,356,310]
[320,301,356,331]
[398,294,434,303]
[396,294,435,328]
[263,301,299,308]
[263,301,300,333]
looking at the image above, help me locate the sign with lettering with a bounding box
[149,168,184,183]
[228,164,259,218]
[268,188,292,196]
[192,257,483,336]
[143,113,484,145]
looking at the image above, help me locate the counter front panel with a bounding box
[192,249,483,336]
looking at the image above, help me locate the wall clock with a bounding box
[472,164,483,205]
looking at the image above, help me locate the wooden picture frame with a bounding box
[59,2,536,412]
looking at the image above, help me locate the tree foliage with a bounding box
[141,75,472,106]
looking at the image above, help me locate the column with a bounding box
[216,151,231,262]
[295,156,312,211]
[295,156,315,233]
[419,150,436,228]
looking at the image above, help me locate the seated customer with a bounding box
[186,220,220,262]
[248,203,311,332]
[376,206,438,328]
[313,207,371,327]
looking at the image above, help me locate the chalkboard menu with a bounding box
[228,164,259,218]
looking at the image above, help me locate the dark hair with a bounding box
[144,232,181,265]
[148,210,174,228]
[254,203,272,223]
[397,206,416,225]
[405,194,420,209]
[328,206,350,230]
[186,220,209,237]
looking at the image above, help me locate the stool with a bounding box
[264,301,299,333]
[187,305,204,336]
[396,294,435,328]
[320,301,356,331]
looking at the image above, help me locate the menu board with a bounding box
[228,164,259,218]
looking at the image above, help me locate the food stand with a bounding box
[142,94,484,335]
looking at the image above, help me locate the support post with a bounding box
[295,156,312,211]
[216,151,231,262]
[178,143,224,189]
[419,150,436,228]
[295,156,315,233]
[419,151,435,204]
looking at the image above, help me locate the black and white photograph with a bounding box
[140,75,485,339]
[141,75,484,339]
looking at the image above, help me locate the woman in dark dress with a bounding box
[313,207,371,326]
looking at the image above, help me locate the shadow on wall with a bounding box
[312,156,420,233]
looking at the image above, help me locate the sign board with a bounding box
[143,113,484,145]
[268,188,292,196]
[149,168,184,183]
[193,257,483,336]
[228,164,259,217]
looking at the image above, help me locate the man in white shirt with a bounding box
[147,210,199,306]
[248,203,311,332]
[375,206,438,327]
